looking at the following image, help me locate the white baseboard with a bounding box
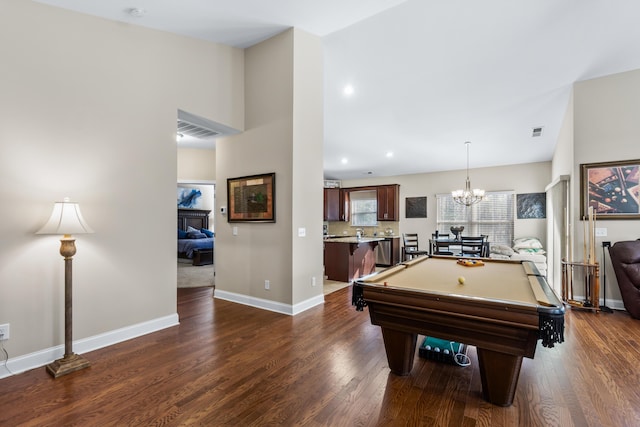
[214,290,324,315]
[0,313,179,379]
[599,298,625,311]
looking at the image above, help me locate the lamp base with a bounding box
[46,353,90,378]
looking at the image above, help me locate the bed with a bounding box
[178,208,214,266]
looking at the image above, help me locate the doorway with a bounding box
[177,181,215,289]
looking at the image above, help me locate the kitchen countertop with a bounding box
[323,236,386,243]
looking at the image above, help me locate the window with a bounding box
[436,191,514,246]
[350,190,377,226]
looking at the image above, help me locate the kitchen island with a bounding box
[324,237,384,282]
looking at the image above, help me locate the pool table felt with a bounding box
[362,256,552,307]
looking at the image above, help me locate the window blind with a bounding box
[436,191,514,246]
[350,190,377,226]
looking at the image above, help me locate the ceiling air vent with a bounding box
[177,119,220,140]
[532,127,543,137]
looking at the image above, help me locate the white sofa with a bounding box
[489,237,547,277]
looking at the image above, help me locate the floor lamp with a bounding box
[37,198,94,377]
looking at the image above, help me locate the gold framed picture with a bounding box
[580,160,640,219]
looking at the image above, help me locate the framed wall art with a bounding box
[227,173,275,222]
[405,196,427,218]
[580,159,640,219]
[516,193,546,219]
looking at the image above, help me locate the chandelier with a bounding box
[452,141,485,206]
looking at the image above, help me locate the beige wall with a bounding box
[0,0,243,367]
[571,69,640,306]
[551,92,574,182]
[177,148,216,181]
[342,161,552,250]
[215,29,324,311]
[291,30,325,304]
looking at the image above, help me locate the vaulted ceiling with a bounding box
[35,0,640,180]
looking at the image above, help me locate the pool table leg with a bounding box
[381,328,418,375]
[477,348,523,406]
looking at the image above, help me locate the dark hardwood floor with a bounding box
[2,286,640,426]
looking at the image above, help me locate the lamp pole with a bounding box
[46,236,91,377]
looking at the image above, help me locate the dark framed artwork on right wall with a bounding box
[516,193,546,219]
[580,159,640,219]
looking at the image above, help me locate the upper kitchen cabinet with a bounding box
[377,184,400,221]
[323,187,341,221]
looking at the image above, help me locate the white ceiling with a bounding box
[35,0,640,180]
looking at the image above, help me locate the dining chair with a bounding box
[432,239,454,256]
[402,233,429,260]
[480,235,490,257]
[460,236,485,257]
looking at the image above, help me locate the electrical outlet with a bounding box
[0,323,9,341]
[265,280,270,290]
[311,276,316,287]
[595,227,607,237]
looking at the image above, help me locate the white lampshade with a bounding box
[36,198,94,235]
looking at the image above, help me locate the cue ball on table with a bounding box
[457,276,465,284]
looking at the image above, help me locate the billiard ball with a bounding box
[458,276,466,284]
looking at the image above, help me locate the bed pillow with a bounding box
[513,237,543,250]
[178,229,188,239]
[200,228,214,238]
[187,226,200,234]
[490,244,515,256]
[187,231,207,239]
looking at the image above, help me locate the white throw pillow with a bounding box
[490,244,515,256]
[513,237,543,250]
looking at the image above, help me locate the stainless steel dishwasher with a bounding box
[376,238,391,266]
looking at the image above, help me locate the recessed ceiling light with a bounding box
[127,8,146,18]
[343,85,354,96]
[341,158,348,164]
[386,151,393,158]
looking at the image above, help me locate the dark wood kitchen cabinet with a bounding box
[377,184,399,221]
[323,188,341,221]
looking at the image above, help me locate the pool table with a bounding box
[353,255,564,406]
